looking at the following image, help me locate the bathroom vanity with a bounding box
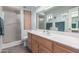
[27,30,79,53]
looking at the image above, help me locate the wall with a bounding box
[31,7,37,30]
[0,7,3,18]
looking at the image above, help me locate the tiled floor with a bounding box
[2,44,31,53]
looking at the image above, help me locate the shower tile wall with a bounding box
[3,11,21,43]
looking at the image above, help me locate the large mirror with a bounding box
[36,12,46,29]
[36,6,79,33]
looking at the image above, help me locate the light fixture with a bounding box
[40,18,44,21]
[48,15,53,19]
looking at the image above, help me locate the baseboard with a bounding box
[2,40,22,49]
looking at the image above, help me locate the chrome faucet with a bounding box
[43,30,50,34]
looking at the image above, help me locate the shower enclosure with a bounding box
[2,7,21,46]
[3,11,21,44]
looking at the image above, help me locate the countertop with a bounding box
[27,30,79,49]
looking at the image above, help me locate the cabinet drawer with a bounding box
[38,37,54,51]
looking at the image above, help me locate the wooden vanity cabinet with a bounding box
[28,33,54,53]
[54,42,72,53]
[28,33,79,53]
[38,37,54,53]
[31,38,39,53]
[54,42,79,53]
[39,45,52,53]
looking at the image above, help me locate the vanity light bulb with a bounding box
[48,16,52,19]
[50,16,53,19]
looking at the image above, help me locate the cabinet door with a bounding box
[39,45,52,53]
[28,33,32,50]
[32,39,38,53]
[54,43,73,53]
[54,45,70,53]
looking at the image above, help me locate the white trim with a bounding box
[0,36,3,52]
[2,40,22,49]
[20,9,24,40]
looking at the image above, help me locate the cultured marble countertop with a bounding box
[27,30,79,49]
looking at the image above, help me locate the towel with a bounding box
[0,17,4,35]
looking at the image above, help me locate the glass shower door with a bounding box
[3,11,21,44]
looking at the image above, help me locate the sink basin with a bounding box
[39,31,56,37]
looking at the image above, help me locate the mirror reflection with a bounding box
[36,6,79,33]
